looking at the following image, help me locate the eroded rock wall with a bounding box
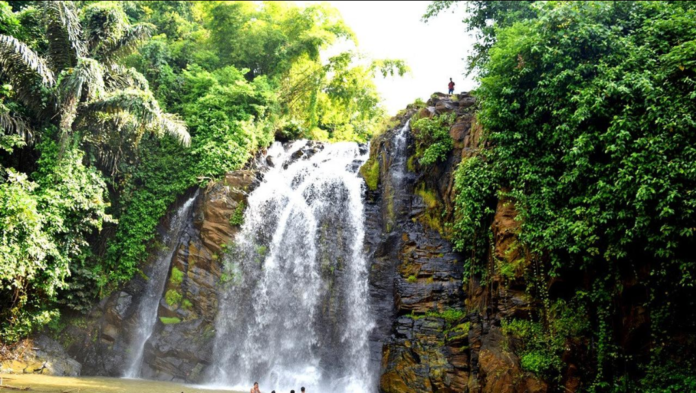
[44,170,260,382]
[366,93,546,393]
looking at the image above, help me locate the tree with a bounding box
[0,0,188,342]
[0,1,189,172]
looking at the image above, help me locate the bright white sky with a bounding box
[300,1,478,115]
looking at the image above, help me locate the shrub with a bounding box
[412,112,456,165]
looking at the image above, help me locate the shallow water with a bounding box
[0,374,243,393]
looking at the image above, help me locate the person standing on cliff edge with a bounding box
[448,77,455,95]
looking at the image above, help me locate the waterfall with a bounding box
[209,140,374,392]
[123,192,198,378]
[391,120,410,186]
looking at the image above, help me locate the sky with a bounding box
[302,1,478,115]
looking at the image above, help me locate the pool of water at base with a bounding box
[0,374,244,393]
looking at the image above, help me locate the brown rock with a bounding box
[101,324,119,342]
[479,349,547,393]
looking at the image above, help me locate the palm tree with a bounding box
[0,1,189,172]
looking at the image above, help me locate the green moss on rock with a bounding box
[407,155,417,172]
[170,267,184,286]
[159,317,181,325]
[230,202,246,226]
[415,183,445,234]
[165,289,182,307]
[360,157,380,191]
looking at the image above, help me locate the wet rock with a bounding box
[364,92,555,392]
[0,335,82,376]
[113,291,132,320]
[363,101,469,393]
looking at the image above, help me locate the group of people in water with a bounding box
[251,382,306,393]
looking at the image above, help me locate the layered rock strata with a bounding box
[365,93,547,393]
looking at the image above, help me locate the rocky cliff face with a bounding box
[40,170,260,382]
[364,93,547,393]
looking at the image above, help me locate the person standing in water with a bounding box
[251,382,261,393]
[448,78,455,95]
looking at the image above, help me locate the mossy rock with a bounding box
[169,267,184,286]
[415,183,445,234]
[159,317,181,325]
[360,157,380,191]
[164,289,182,307]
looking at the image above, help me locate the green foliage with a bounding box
[0,2,18,36]
[105,136,194,283]
[410,308,465,323]
[637,361,696,393]
[407,275,417,283]
[229,201,245,227]
[0,135,110,342]
[412,112,455,165]
[206,1,352,79]
[442,1,696,386]
[452,155,499,275]
[502,299,588,380]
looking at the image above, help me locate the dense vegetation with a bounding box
[0,1,405,343]
[427,1,696,390]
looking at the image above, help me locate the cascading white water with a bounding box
[209,140,374,392]
[391,120,410,185]
[123,192,198,378]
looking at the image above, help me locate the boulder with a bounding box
[0,335,82,376]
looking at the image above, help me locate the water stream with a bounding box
[209,141,374,392]
[391,120,410,186]
[123,192,198,378]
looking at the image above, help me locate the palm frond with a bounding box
[82,3,129,56]
[0,34,55,112]
[104,64,149,91]
[79,111,139,174]
[78,89,190,147]
[98,23,154,64]
[156,113,190,146]
[58,58,105,131]
[40,1,86,72]
[0,102,34,142]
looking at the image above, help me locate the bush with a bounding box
[412,112,455,165]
